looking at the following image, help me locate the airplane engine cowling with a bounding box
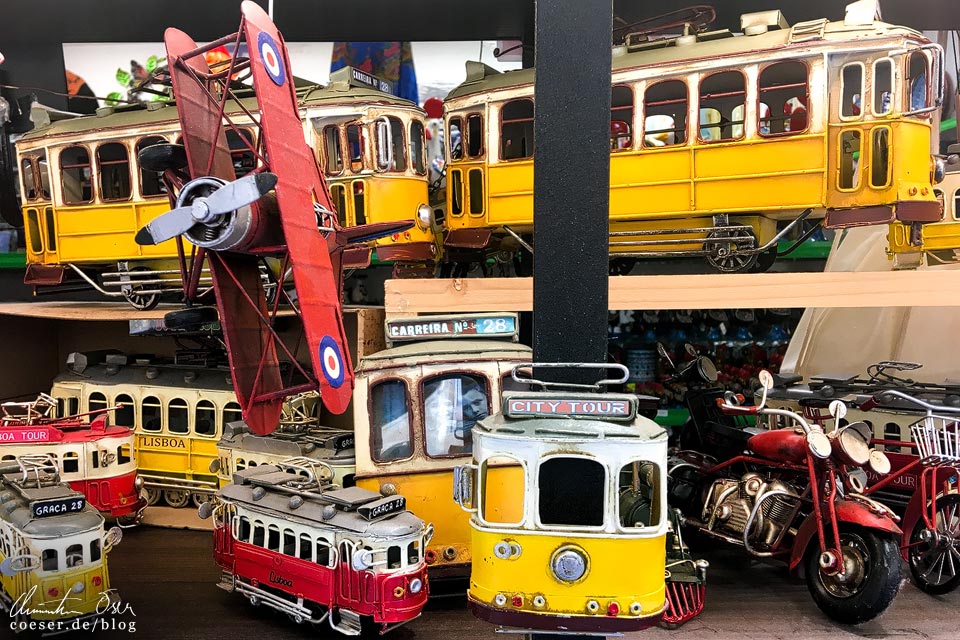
[179,176,283,251]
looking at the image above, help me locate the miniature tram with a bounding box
[0,395,145,522]
[440,2,944,274]
[0,455,124,633]
[455,364,704,632]
[15,66,435,307]
[199,457,431,635]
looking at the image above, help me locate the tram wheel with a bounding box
[163,489,191,508]
[191,492,213,509]
[704,228,758,273]
[144,488,162,507]
[609,258,637,276]
[120,266,161,311]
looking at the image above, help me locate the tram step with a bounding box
[392,261,436,279]
[216,571,236,592]
[330,608,362,636]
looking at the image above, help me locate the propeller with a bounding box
[135,172,277,246]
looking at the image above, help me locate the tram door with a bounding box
[337,540,363,606]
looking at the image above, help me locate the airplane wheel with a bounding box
[163,489,190,508]
[121,267,161,311]
[163,306,220,331]
[704,228,758,273]
[144,488,162,506]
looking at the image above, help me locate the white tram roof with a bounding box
[54,359,236,393]
[0,474,102,536]
[475,411,666,444]
[357,339,531,370]
[219,421,355,463]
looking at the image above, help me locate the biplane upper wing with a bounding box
[240,0,354,415]
[164,26,285,434]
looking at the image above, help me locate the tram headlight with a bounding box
[550,546,588,583]
[934,156,947,184]
[416,204,433,230]
[134,475,144,491]
[409,578,423,594]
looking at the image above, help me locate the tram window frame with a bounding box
[449,168,464,215]
[66,543,85,568]
[136,136,168,198]
[66,396,80,417]
[376,115,408,173]
[90,539,102,563]
[346,123,365,173]
[467,169,484,216]
[758,60,810,137]
[388,545,402,569]
[353,180,366,225]
[142,396,163,432]
[117,444,132,465]
[114,394,135,428]
[267,524,281,551]
[840,62,865,121]
[466,113,484,158]
[316,538,333,567]
[610,84,634,151]
[370,378,414,463]
[642,79,688,147]
[698,70,747,143]
[238,516,251,543]
[25,209,42,254]
[299,533,313,561]
[168,397,190,435]
[479,454,526,527]
[838,129,862,191]
[872,58,895,117]
[537,455,606,529]
[59,144,93,204]
[329,183,347,223]
[224,402,243,426]
[62,451,80,474]
[410,119,427,175]
[953,188,960,221]
[282,528,297,556]
[322,125,344,176]
[448,116,464,162]
[869,126,892,189]
[421,372,490,459]
[195,399,217,437]
[42,548,58,572]
[38,153,51,200]
[616,460,662,530]
[500,100,533,161]
[906,50,931,116]
[43,207,57,252]
[20,157,38,200]
[88,391,108,414]
[227,128,257,178]
[252,520,265,547]
[96,141,133,202]
[407,539,420,565]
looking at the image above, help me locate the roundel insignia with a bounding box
[257,32,286,86]
[319,336,345,388]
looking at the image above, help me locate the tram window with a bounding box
[136,136,167,197]
[618,461,661,528]
[501,100,533,160]
[283,529,296,556]
[42,549,58,572]
[388,545,402,569]
[759,61,809,136]
[501,372,535,393]
[118,445,132,465]
[227,128,256,177]
[224,402,243,426]
[38,154,51,199]
[538,457,605,527]
[423,373,488,457]
[66,544,84,568]
[466,114,483,157]
[252,521,265,546]
[871,127,891,188]
[953,189,960,220]
[873,59,894,116]
[67,397,80,417]
[410,120,427,175]
[44,208,57,252]
[25,210,42,254]
[611,85,634,150]
[330,184,347,223]
[448,116,463,161]
[89,392,108,414]
[643,80,687,147]
[168,398,189,434]
[699,71,745,142]
[407,540,420,564]
[115,394,134,427]
[63,451,80,474]
[97,142,132,201]
[376,116,407,172]
[237,517,251,542]
[60,145,92,204]
[371,380,413,462]
[21,158,37,200]
[316,539,332,566]
[908,51,929,113]
[468,169,484,215]
[354,181,366,225]
[236,458,246,472]
[90,539,102,563]
[142,396,162,432]
[840,63,864,119]
[885,422,902,452]
[481,455,525,525]
[450,169,464,215]
[839,130,862,190]
[346,124,364,172]
[299,534,313,561]
[266,525,280,551]
[91,449,99,469]
[195,399,217,436]
[322,126,344,175]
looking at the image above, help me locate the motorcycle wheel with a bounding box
[908,492,960,595]
[805,526,901,625]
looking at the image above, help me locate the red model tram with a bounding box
[200,458,431,635]
[0,395,145,522]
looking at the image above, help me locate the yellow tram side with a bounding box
[442,8,942,272]
[888,167,960,267]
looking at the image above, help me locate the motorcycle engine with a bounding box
[702,472,800,548]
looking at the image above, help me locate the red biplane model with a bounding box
[136,1,410,435]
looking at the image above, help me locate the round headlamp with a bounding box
[416,204,433,230]
[550,546,588,583]
[409,577,423,594]
[835,422,872,466]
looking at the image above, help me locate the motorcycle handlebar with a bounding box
[716,399,816,435]
[861,389,960,415]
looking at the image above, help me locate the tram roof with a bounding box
[54,362,237,393]
[357,339,531,368]
[0,481,102,536]
[445,18,923,101]
[219,424,356,462]
[475,411,666,443]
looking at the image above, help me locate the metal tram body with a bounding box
[353,313,531,577]
[15,66,434,307]
[0,456,123,633]
[455,366,671,632]
[888,155,960,267]
[0,395,145,522]
[202,458,431,635]
[441,3,944,273]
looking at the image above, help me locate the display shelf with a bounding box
[778,240,831,260]
[0,251,25,270]
[384,269,960,314]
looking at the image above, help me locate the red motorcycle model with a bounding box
[669,372,902,625]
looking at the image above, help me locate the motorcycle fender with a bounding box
[789,500,902,574]
[898,467,960,561]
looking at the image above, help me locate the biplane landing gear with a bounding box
[704,228,758,273]
[163,306,220,331]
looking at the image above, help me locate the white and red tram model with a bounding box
[200,458,432,635]
[0,395,145,523]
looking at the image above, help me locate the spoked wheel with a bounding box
[163,489,191,508]
[704,228,758,273]
[191,492,214,509]
[120,266,161,310]
[144,488,162,507]
[908,492,960,594]
[805,526,901,624]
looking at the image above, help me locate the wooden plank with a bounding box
[0,301,379,322]
[384,270,960,313]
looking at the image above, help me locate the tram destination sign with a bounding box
[504,393,637,421]
[386,313,519,344]
[347,67,393,94]
[0,428,56,443]
[358,495,406,521]
[31,496,86,518]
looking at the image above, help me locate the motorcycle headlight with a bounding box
[869,449,892,476]
[835,422,872,466]
[550,546,588,583]
[409,577,423,594]
[416,204,432,230]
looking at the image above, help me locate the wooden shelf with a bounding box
[384,270,960,313]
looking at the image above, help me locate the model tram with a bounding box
[441,3,944,274]
[0,455,124,633]
[455,364,675,632]
[0,394,145,522]
[15,66,435,308]
[199,457,431,635]
[353,313,531,576]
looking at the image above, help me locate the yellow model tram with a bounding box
[15,66,435,308]
[441,3,944,273]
